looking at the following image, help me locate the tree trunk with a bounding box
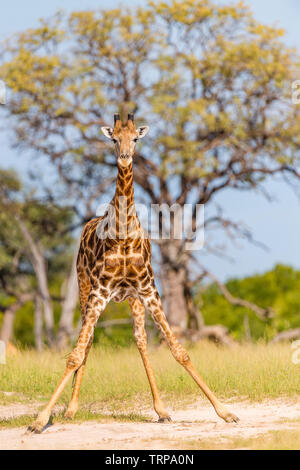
[184,283,204,330]
[56,245,79,349]
[159,239,191,330]
[159,243,235,345]
[34,295,43,351]
[0,304,18,344]
[0,294,32,345]
[161,266,188,330]
[16,218,55,346]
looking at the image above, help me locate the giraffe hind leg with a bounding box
[128,297,171,422]
[140,287,239,424]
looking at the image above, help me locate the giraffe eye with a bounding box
[112,138,118,144]
[133,138,138,143]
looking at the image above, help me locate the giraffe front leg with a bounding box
[64,272,92,420]
[140,287,239,424]
[128,298,171,423]
[27,289,109,433]
[64,335,93,420]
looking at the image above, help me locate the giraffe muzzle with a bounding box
[120,153,130,160]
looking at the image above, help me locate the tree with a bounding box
[1,0,300,336]
[198,265,300,342]
[0,169,75,347]
[0,217,33,345]
[0,171,34,345]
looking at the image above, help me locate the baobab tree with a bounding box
[1,0,300,339]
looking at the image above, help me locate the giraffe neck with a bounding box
[113,162,138,239]
[115,162,134,202]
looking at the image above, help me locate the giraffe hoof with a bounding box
[225,413,239,423]
[216,405,239,424]
[26,413,50,434]
[26,422,45,434]
[158,416,172,423]
[222,411,239,424]
[64,409,76,420]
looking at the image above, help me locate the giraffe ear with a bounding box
[137,126,149,139]
[101,127,114,140]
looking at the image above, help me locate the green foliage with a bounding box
[13,301,35,347]
[199,265,300,341]
[94,301,134,348]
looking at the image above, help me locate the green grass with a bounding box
[0,414,34,429]
[0,409,149,429]
[0,342,299,411]
[0,391,33,405]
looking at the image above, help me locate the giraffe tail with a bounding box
[72,370,78,389]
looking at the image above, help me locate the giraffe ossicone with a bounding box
[27,113,239,434]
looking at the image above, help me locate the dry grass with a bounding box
[0,342,299,411]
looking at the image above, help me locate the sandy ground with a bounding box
[0,398,300,449]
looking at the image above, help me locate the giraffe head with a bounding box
[101,113,149,167]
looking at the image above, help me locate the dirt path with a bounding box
[0,398,300,449]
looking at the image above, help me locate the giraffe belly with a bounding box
[111,287,138,303]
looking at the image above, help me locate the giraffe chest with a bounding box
[102,239,148,273]
[104,253,144,270]
[101,249,151,302]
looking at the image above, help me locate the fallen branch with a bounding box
[270,328,300,343]
[171,324,236,347]
[203,269,274,320]
[97,318,132,328]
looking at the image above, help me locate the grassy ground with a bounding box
[181,429,300,450]
[0,341,298,409]
[0,410,150,429]
[0,342,300,449]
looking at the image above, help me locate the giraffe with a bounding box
[28,113,239,433]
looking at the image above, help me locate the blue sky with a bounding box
[1,0,300,281]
